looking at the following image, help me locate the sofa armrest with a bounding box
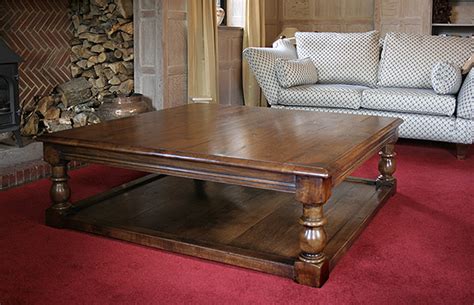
[457,68,474,120]
[243,39,297,105]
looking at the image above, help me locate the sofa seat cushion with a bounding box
[362,88,456,116]
[278,84,367,109]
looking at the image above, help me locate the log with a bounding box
[43,107,61,120]
[73,112,89,128]
[121,32,132,42]
[119,22,133,35]
[122,62,133,75]
[72,15,80,29]
[22,113,39,136]
[82,69,97,78]
[116,0,133,18]
[118,73,129,82]
[117,48,133,62]
[37,96,55,116]
[95,77,107,88]
[71,64,83,78]
[97,52,114,63]
[103,41,118,50]
[107,62,126,74]
[103,68,115,80]
[56,78,93,107]
[94,64,105,77]
[91,44,105,53]
[82,40,93,49]
[91,0,108,9]
[107,23,121,36]
[108,4,117,13]
[43,120,72,133]
[109,85,120,93]
[72,45,95,59]
[79,33,107,43]
[118,79,134,95]
[113,49,123,59]
[77,60,89,69]
[77,25,88,34]
[108,76,121,85]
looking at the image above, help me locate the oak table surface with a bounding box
[40,103,401,183]
[39,104,403,288]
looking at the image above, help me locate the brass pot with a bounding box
[97,94,152,121]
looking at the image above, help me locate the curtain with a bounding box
[242,0,266,107]
[187,0,219,103]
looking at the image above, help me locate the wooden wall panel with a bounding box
[218,27,244,106]
[265,0,280,46]
[134,0,187,110]
[374,0,432,36]
[451,1,474,24]
[134,0,163,110]
[266,0,375,44]
[163,0,188,108]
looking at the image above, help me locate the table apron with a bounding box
[50,144,298,193]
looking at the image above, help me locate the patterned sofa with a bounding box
[243,31,473,159]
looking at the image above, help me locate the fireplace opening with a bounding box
[0,77,11,113]
[0,39,22,147]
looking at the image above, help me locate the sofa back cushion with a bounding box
[295,31,380,87]
[378,32,472,89]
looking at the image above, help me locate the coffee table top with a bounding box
[40,104,402,180]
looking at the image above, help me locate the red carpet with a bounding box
[0,140,473,305]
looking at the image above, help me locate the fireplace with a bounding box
[0,39,22,147]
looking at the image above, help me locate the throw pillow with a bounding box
[275,57,319,89]
[431,62,463,95]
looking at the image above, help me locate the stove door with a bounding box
[0,74,14,126]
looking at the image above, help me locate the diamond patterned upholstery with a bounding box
[244,32,473,147]
[296,31,380,87]
[378,32,472,89]
[272,105,473,144]
[362,88,456,116]
[457,69,474,120]
[278,84,367,109]
[431,62,463,95]
[275,57,319,88]
[243,39,297,105]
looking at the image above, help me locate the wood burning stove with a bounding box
[0,39,22,147]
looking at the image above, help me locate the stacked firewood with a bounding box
[22,77,101,135]
[21,0,135,136]
[70,0,134,100]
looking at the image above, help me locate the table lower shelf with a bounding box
[54,174,395,286]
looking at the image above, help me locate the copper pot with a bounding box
[97,94,152,121]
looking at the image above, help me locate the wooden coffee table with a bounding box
[39,104,402,287]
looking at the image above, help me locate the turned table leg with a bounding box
[44,146,73,228]
[456,143,469,160]
[376,144,397,191]
[294,177,331,287]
